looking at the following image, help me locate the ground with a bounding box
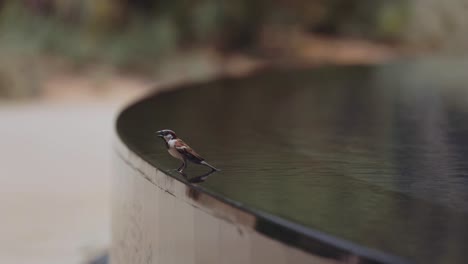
[0,69,153,264]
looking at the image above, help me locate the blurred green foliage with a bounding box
[0,0,410,97]
[0,0,409,62]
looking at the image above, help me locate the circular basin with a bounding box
[116,59,468,264]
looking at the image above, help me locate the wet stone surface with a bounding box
[117,58,468,264]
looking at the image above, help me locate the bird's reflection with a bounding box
[186,169,218,183]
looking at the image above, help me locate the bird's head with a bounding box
[156,129,177,141]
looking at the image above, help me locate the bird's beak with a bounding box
[156,131,164,137]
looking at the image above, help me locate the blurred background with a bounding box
[0,0,467,263]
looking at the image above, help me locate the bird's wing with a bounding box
[174,139,204,162]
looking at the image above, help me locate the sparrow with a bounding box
[156,129,220,174]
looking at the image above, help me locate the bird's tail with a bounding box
[200,161,220,171]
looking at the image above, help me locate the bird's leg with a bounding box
[179,160,187,174]
[177,160,188,176]
[176,162,185,172]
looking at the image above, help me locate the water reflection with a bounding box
[187,170,218,183]
[118,60,468,263]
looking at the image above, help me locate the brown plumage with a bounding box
[173,139,204,163]
[157,129,220,174]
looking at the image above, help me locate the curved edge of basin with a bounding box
[111,79,411,264]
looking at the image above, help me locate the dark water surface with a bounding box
[117,60,468,263]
